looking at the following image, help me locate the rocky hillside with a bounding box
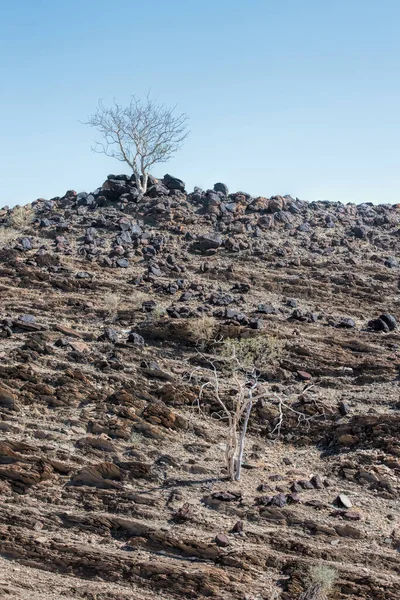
[0,173,399,600]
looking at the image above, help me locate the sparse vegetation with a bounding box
[299,565,337,600]
[0,169,396,599]
[197,332,271,481]
[8,205,35,230]
[187,315,217,350]
[0,227,18,247]
[151,305,167,320]
[199,358,266,481]
[129,431,145,447]
[132,291,151,310]
[103,292,121,317]
[220,334,285,371]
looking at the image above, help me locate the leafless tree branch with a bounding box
[195,352,267,481]
[83,94,189,193]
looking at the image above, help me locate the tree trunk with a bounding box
[142,172,149,193]
[299,583,327,600]
[132,163,144,195]
[234,400,253,481]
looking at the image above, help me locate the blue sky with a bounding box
[1,0,399,206]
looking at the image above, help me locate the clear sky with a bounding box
[1,0,399,206]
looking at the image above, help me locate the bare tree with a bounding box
[198,359,266,482]
[84,94,189,194]
[194,336,316,482]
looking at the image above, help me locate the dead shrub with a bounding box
[103,292,121,317]
[199,363,266,481]
[8,205,35,230]
[0,227,18,247]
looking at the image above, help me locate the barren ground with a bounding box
[0,177,399,599]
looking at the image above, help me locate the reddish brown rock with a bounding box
[215,533,230,547]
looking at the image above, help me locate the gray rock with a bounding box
[214,182,229,195]
[339,402,350,416]
[128,332,145,346]
[384,257,398,268]
[337,318,356,329]
[116,258,129,268]
[336,493,352,509]
[379,313,397,331]
[100,328,118,343]
[196,233,223,252]
[19,314,35,323]
[353,226,368,239]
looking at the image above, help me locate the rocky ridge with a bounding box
[0,173,399,599]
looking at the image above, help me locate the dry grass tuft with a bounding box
[8,205,35,230]
[299,564,337,600]
[151,305,167,319]
[103,292,121,316]
[132,291,151,310]
[0,227,19,247]
[186,315,217,350]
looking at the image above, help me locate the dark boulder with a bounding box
[353,226,368,239]
[193,233,223,252]
[107,174,131,182]
[270,493,287,507]
[368,314,397,332]
[339,402,350,416]
[214,182,229,196]
[163,174,186,192]
[368,318,390,333]
[211,491,242,502]
[147,183,170,197]
[0,386,16,410]
[102,178,132,200]
[268,196,285,213]
[257,304,277,315]
[128,332,145,346]
[215,533,230,547]
[379,313,397,331]
[337,318,356,329]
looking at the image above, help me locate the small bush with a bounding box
[0,227,18,247]
[299,564,337,600]
[309,565,337,590]
[186,315,217,350]
[132,291,151,310]
[130,431,144,447]
[8,205,34,230]
[151,305,167,320]
[220,335,285,371]
[103,292,121,316]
